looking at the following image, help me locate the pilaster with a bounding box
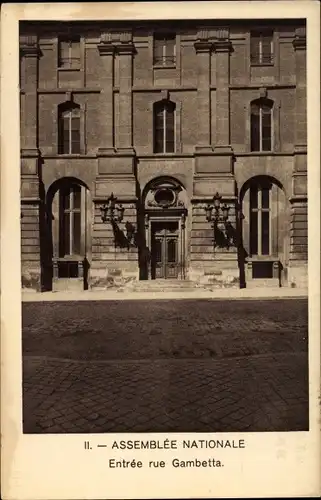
[193,31,235,202]
[20,36,42,290]
[194,36,213,152]
[97,36,115,153]
[213,35,233,152]
[96,35,136,205]
[116,39,136,153]
[293,27,307,152]
[292,27,307,199]
[289,27,307,284]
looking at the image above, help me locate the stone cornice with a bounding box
[20,45,41,58]
[292,36,306,51]
[289,195,308,204]
[97,147,136,158]
[20,197,42,204]
[115,43,136,55]
[191,195,237,203]
[294,145,307,154]
[194,41,213,53]
[97,43,115,56]
[21,148,40,158]
[92,196,137,203]
[213,40,233,53]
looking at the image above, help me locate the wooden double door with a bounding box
[151,221,179,279]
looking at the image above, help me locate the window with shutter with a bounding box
[250,31,273,65]
[250,99,273,152]
[154,101,176,153]
[153,34,176,66]
[58,37,81,69]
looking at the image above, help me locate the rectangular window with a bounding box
[249,184,271,257]
[250,103,273,152]
[154,107,164,153]
[58,107,81,155]
[59,185,82,257]
[165,107,175,152]
[250,31,273,65]
[250,209,258,255]
[71,115,81,153]
[154,102,175,153]
[58,38,81,69]
[261,108,272,151]
[250,109,260,152]
[153,34,176,66]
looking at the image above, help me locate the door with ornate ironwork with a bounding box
[151,222,179,279]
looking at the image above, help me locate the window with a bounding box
[58,103,81,154]
[153,33,176,66]
[250,31,273,65]
[154,100,175,153]
[59,183,82,257]
[58,38,80,69]
[249,180,272,256]
[250,99,273,152]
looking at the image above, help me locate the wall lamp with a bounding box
[205,192,230,226]
[100,193,125,223]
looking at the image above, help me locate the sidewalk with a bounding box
[22,287,308,302]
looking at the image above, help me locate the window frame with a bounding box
[249,182,272,257]
[58,37,81,71]
[250,99,273,153]
[153,33,177,68]
[154,100,176,154]
[58,103,82,155]
[250,30,274,66]
[59,184,82,258]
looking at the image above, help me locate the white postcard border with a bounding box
[1,2,320,499]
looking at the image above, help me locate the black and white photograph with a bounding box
[20,14,310,435]
[1,2,320,498]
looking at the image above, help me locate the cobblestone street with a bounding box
[23,298,309,433]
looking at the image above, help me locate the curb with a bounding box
[22,289,309,302]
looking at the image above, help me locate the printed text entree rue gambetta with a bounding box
[84,439,246,468]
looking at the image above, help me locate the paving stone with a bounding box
[23,299,308,433]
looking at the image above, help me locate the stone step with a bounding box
[132,280,194,288]
[131,286,197,293]
[128,280,198,293]
[246,279,280,288]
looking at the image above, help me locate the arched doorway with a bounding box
[46,177,91,291]
[240,175,289,287]
[143,177,188,280]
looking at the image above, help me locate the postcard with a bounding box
[1,1,320,498]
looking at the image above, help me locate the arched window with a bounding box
[58,102,81,154]
[154,100,175,153]
[241,176,289,281]
[49,178,91,283]
[250,99,273,152]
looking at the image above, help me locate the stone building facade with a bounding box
[19,20,307,291]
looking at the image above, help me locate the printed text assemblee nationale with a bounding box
[111,439,246,450]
